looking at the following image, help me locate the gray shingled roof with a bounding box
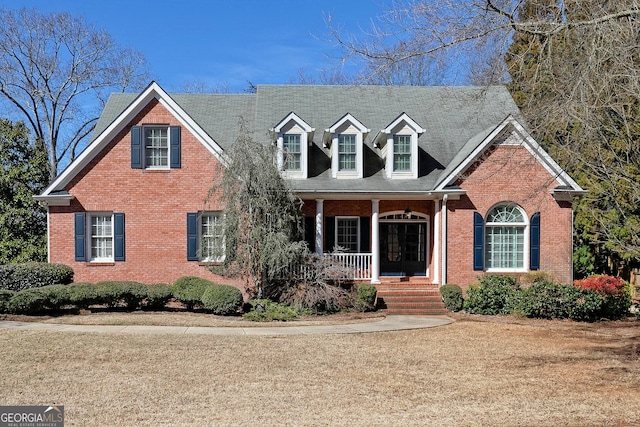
[92,85,525,194]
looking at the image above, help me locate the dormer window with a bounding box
[375,113,424,179]
[273,113,314,179]
[325,113,369,179]
[338,134,357,171]
[283,134,302,171]
[393,135,411,172]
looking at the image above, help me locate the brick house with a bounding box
[36,82,584,293]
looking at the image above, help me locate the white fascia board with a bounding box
[435,115,584,192]
[328,113,370,134]
[273,112,314,133]
[383,112,426,134]
[40,82,227,196]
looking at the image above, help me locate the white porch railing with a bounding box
[325,252,373,281]
[277,253,373,282]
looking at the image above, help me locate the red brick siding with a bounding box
[446,145,573,289]
[49,99,240,287]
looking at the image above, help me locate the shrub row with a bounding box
[455,274,632,321]
[0,263,74,291]
[1,277,244,316]
[171,276,243,315]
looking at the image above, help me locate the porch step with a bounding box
[375,282,448,315]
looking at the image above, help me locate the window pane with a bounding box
[485,225,524,269]
[283,134,301,171]
[91,215,113,260]
[393,135,411,171]
[337,218,358,252]
[145,127,168,168]
[202,213,224,261]
[338,134,356,171]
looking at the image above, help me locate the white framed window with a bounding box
[336,217,359,252]
[144,127,168,168]
[283,133,302,172]
[201,212,225,262]
[338,134,357,171]
[90,213,113,261]
[485,204,527,271]
[393,135,412,172]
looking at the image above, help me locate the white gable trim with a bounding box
[40,81,227,197]
[435,115,584,192]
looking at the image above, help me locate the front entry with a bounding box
[380,221,427,276]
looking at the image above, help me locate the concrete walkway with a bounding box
[0,315,453,336]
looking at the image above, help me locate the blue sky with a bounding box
[0,0,389,92]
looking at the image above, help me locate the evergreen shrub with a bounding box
[173,276,214,310]
[201,284,243,315]
[439,284,463,312]
[0,263,73,291]
[355,284,377,312]
[463,275,521,315]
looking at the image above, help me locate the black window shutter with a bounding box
[74,212,86,261]
[114,213,125,261]
[324,217,335,252]
[473,212,484,271]
[530,212,541,271]
[304,217,315,252]
[170,126,181,168]
[187,212,198,260]
[360,216,370,252]
[131,126,142,169]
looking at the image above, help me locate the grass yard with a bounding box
[0,313,639,426]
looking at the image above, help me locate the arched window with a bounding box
[484,203,527,270]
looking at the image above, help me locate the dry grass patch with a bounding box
[0,314,638,426]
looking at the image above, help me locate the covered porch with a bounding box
[300,191,463,285]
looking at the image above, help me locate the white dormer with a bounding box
[272,112,315,179]
[375,113,425,179]
[323,113,370,179]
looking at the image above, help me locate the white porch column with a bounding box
[315,199,324,255]
[433,199,441,285]
[371,199,380,284]
[441,195,449,285]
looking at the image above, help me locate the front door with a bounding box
[380,222,427,276]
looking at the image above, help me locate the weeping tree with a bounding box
[209,120,307,298]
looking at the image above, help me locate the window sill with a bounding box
[485,268,527,273]
[198,261,224,267]
[86,262,115,267]
[143,168,171,173]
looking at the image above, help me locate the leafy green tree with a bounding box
[209,120,307,298]
[0,118,48,263]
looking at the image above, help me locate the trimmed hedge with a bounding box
[355,284,377,312]
[440,284,463,312]
[67,283,99,309]
[0,263,74,291]
[142,284,173,310]
[95,281,147,310]
[201,284,243,315]
[173,276,214,310]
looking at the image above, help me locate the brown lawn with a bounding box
[0,312,639,426]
